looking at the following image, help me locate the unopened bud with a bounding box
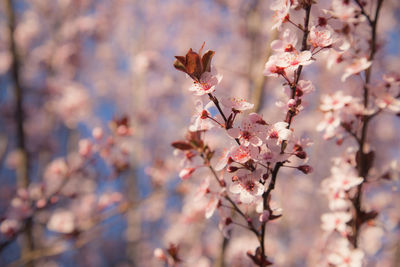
[295,150,307,159]
[227,166,239,173]
[297,165,313,174]
[259,210,270,223]
[287,99,296,108]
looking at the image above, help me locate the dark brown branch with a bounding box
[351,0,384,248]
[260,3,313,259]
[5,0,35,264]
[354,0,373,25]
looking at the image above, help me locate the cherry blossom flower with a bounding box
[0,219,21,237]
[264,54,286,77]
[229,145,259,164]
[258,145,291,165]
[276,50,313,71]
[316,112,341,139]
[79,139,93,157]
[383,72,400,85]
[50,81,91,128]
[321,212,352,234]
[154,248,167,261]
[341,58,372,82]
[227,113,266,147]
[322,185,351,211]
[47,210,75,234]
[221,97,254,112]
[320,91,353,112]
[92,127,103,140]
[215,149,230,171]
[189,100,216,131]
[229,169,264,204]
[205,195,219,219]
[375,93,400,113]
[267,122,292,145]
[328,0,358,23]
[308,25,336,48]
[328,165,363,191]
[179,167,196,180]
[296,80,315,95]
[271,28,298,52]
[270,0,291,30]
[195,178,211,200]
[328,239,364,267]
[189,69,222,96]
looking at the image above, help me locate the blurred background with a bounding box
[0,0,399,266]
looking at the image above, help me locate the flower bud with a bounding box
[297,165,313,174]
[295,150,307,159]
[227,166,239,173]
[179,167,195,180]
[287,99,296,108]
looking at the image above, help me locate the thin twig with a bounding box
[260,3,313,259]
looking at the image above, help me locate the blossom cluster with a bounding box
[320,154,365,266]
[0,120,131,238]
[314,0,399,266]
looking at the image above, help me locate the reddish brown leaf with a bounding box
[201,50,215,73]
[173,59,187,73]
[171,141,193,150]
[185,49,202,77]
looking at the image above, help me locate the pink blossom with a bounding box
[320,91,353,112]
[341,58,372,82]
[221,97,254,111]
[329,165,363,191]
[227,113,266,147]
[321,212,352,234]
[328,239,364,267]
[258,145,291,165]
[92,127,103,140]
[214,149,230,171]
[375,93,400,113]
[265,50,313,77]
[179,167,196,180]
[322,185,351,210]
[229,169,264,204]
[229,145,259,164]
[153,248,167,261]
[308,25,335,48]
[205,196,219,219]
[267,122,292,145]
[189,100,216,131]
[271,29,298,52]
[79,139,93,157]
[47,210,75,234]
[189,69,222,96]
[275,50,313,69]
[264,54,286,77]
[270,0,291,30]
[316,112,341,139]
[296,80,315,96]
[328,0,358,22]
[0,219,21,237]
